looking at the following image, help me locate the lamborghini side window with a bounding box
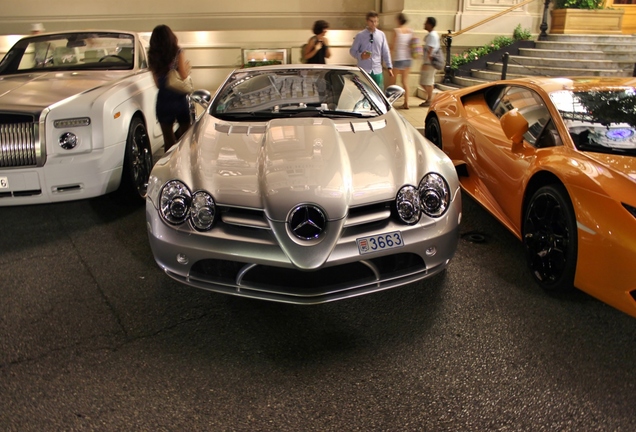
[484,85,507,112]
[494,86,552,147]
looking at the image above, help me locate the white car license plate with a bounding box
[357,231,403,255]
[0,177,8,190]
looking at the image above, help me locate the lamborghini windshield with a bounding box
[0,32,136,74]
[550,88,636,156]
[211,68,388,121]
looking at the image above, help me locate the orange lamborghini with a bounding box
[425,77,636,318]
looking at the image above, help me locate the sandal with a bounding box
[419,101,430,107]
[400,104,409,110]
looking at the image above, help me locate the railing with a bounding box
[441,0,552,83]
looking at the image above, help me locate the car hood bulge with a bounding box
[583,152,636,183]
[174,116,416,221]
[0,71,129,112]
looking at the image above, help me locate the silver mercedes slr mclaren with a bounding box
[146,65,461,304]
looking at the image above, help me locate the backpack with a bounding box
[409,37,423,59]
[430,47,445,70]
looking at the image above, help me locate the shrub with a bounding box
[449,36,515,70]
[554,0,606,9]
[513,24,532,41]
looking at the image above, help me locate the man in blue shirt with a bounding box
[350,11,393,89]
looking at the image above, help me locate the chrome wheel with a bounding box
[523,184,577,291]
[120,117,152,203]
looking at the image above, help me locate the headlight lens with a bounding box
[419,173,450,218]
[190,191,216,231]
[59,132,78,150]
[396,185,421,224]
[160,180,192,224]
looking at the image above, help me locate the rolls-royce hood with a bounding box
[0,71,130,112]
[170,115,418,222]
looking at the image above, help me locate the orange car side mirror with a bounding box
[500,108,529,147]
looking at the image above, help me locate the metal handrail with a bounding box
[442,0,552,83]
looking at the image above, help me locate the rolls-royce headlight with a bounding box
[59,132,78,150]
[160,180,192,225]
[190,191,216,231]
[396,185,421,224]
[419,173,450,218]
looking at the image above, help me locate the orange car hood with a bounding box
[582,152,636,182]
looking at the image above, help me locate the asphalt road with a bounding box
[1,192,635,431]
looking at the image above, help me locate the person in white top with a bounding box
[389,13,413,109]
[419,16,440,107]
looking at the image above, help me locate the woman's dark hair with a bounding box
[313,20,329,35]
[396,13,407,26]
[148,24,179,76]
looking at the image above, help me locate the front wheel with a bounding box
[424,115,442,149]
[522,184,577,291]
[118,117,153,203]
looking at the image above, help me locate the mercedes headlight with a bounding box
[160,180,192,224]
[396,185,421,224]
[419,173,450,218]
[190,191,216,231]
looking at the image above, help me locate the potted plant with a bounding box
[551,0,625,34]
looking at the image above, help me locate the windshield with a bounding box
[211,68,388,121]
[0,32,135,74]
[550,88,636,156]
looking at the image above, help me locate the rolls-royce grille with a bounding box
[0,122,38,167]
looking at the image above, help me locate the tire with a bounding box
[424,115,442,149]
[522,184,577,291]
[119,117,153,203]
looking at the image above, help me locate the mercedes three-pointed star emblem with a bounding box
[289,205,327,240]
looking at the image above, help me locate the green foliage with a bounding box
[513,24,532,41]
[554,0,606,9]
[449,36,515,70]
[242,60,282,68]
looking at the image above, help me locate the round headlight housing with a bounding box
[190,191,216,231]
[396,185,421,224]
[59,132,78,150]
[419,173,450,218]
[160,180,192,224]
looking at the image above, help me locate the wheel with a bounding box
[99,55,128,63]
[119,117,153,203]
[522,184,577,291]
[424,115,442,149]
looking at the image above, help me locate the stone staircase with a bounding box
[444,34,636,89]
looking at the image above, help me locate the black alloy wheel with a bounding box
[424,115,442,149]
[120,117,153,203]
[522,184,577,291]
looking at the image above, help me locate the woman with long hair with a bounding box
[148,24,191,152]
[303,20,331,64]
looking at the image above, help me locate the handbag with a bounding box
[166,68,193,94]
[430,48,445,70]
[409,37,423,59]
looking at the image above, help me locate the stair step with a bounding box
[546,34,636,44]
[518,48,636,63]
[506,55,632,70]
[535,41,636,53]
[485,62,630,77]
[469,70,527,81]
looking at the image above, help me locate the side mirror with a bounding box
[500,108,528,147]
[190,89,211,108]
[385,85,405,104]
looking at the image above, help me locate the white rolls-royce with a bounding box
[0,30,163,205]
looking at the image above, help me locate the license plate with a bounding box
[357,231,403,255]
[0,177,8,190]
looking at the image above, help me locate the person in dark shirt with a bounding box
[304,20,332,64]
